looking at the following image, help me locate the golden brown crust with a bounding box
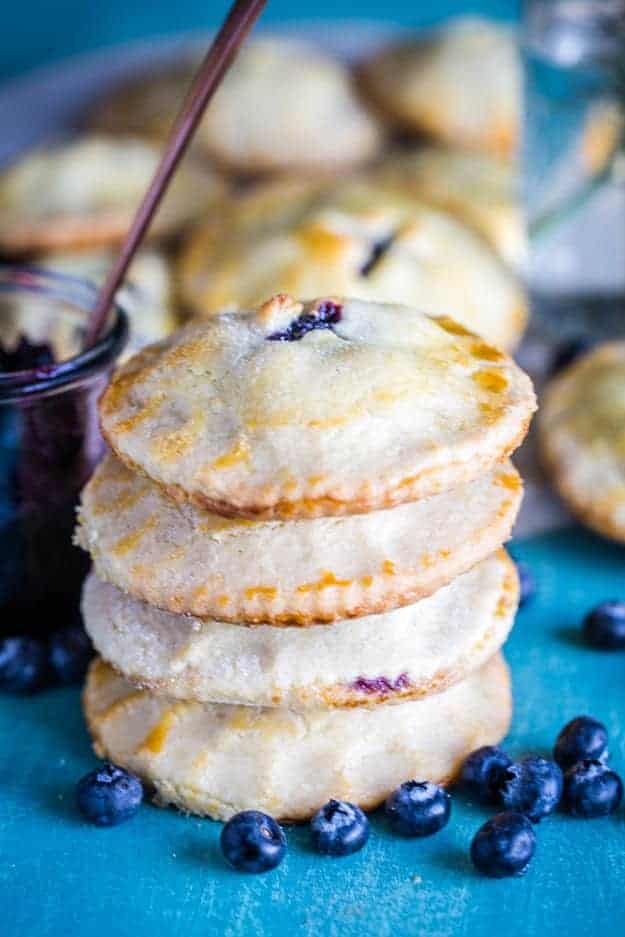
[98,554,516,708]
[98,297,535,521]
[81,549,517,708]
[0,137,226,256]
[0,210,151,256]
[77,454,522,625]
[363,147,526,271]
[357,20,520,160]
[177,179,528,352]
[102,409,531,525]
[538,341,625,544]
[539,434,625,544]
[159,419,530,520]
[83,654,512,821]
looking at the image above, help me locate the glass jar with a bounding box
[0,266,128,636]
[522,0,625,298]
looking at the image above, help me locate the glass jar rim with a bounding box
[0,264,129,402]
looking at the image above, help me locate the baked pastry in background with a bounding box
[369,146,526,270]
[359,17,520,159]
[90,58,198,142]
[0,135,225,254]
[0,248,177,360]
[192,39,384,174]
[178,179,528,349]
[90,40,384,176]
[539,342,625,542]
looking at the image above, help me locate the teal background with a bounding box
[4,5,623,933]
[1,1,519,80]
[2,526,625,936]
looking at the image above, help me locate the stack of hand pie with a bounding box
[76,294,536,821]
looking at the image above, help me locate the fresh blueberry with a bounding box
[310,799,369,857]
[0,636,48,693]
[515,560,536,608]
[459,746,512,803]
[49,624,93,685]
[554,716,609,769]
[550,335,595,375]
[220,810,286,873]
[563,759,623,818]
[385,780,451,837]
[582,601,625,649]
[76,762,143,826]
[470,812,536,878]
[498,757,563,822]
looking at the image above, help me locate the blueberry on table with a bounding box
[310,799,369,857]
[563,759,623,818]
[515,560,536,608]
[76,762,143,827]
[0,636,48,693]
[459,745,512,803]
[471,812,536,878]
[221,810,286,873]
[582,601,625,649]
[49,624,93,685]
[554,716,609,769]
[385,780,451,837]
[498,757,563,823]
[550,335,595,375]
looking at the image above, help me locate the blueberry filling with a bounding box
[267,301,343,342]
[0,335,106,638]
[349,673,410,695]
[359,234,396,277]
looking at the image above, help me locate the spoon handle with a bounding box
[84,0,267,349]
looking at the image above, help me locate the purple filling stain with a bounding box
[267,301,343,342]
[349,673,411,695]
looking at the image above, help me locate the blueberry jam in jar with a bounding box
[0,267,128,637]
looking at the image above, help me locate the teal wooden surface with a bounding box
[1,525,625,936]
[1,1,519,79]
